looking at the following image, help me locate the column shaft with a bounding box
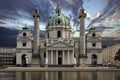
[56,50,58,64]
[72,50,75,64]
[63,50,64,64]
[68,50,69,64]
[46,50,48,64]
[51,50,53,64]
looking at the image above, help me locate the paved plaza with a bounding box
[0,67,118,72]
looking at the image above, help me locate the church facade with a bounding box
[16,6,102,67]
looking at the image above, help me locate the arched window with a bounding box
[92,33,95,37]
[23,33,27,36]
[57,18,61,24]
[92,43,96,47]
[22,42,26,47]
[92,54,97,59]
[44,52,46,58]
[58,20,61,24]
[57,30,61,38]
[44,43,46,47]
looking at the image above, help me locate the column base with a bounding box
[74,64,77,67]
[45,64,48,67]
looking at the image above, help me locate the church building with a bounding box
[16,5,102,67]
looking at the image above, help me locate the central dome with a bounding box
[46,5,70,28]
[45,5,72,39]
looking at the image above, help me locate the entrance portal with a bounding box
[58,57,62,65]
[21,54,27,67]
[58,51,62,65]
[91,54,97,66]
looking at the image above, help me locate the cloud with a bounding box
[101,26,120,37]
[88,0,120,27]
[86,12,94,21]
[0,0,119,37]
[0,0,84,29]
[96,12,101,17]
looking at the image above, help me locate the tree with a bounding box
[114,49,120,61]
[114,49,120,67]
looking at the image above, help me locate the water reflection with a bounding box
[16,72,31,80]
[1,71,120,80]
[91,72,97,80]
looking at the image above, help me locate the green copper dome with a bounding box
[48,13,69,25]
[46,5,70,28]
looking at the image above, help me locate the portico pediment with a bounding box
[47,41,74,48]
[87,37,101,41]
[17,37,32,42]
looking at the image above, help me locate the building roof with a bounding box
[22,27,29,30]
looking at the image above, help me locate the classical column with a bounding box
[51,50,53,64]
[62,50,64,64]
[56,50,58,64]
[68,50,69,64]
[32,7,40,55]
[45,50,48,66]
[78,7,87,55]
[78,7,87,66]
[72,50,76,65]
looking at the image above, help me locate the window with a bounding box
[74,53,76,58]
[57,18,61,24]
[35,10,38,13]
[92,33,95,37]
[92,43,96,47]
[23,33,27,36]
[68,33,70,38]
[57,30,61,38]
[44,43,46,47]
[58,20,61,24]
[44,52,46,58]
[47,33,49,38]
[22,43,26,47]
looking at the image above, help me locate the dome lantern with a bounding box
[55,5,61,14]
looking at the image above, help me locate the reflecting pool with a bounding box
[0,71,120,80]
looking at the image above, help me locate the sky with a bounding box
[0,0,120,37]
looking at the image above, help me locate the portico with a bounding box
[45,44,75,66]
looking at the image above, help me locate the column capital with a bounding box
[78,7,87,19]
[32,7,41,18]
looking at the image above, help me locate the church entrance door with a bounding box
[21,54,27,67]
[58,57,62,65]
[91,54,97,66]
[58,51,62,65]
